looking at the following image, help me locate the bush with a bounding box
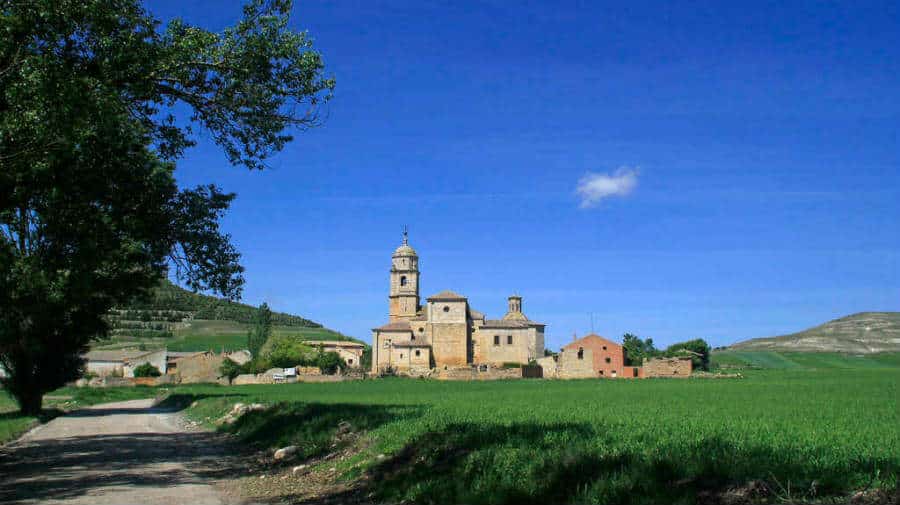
[219,358,242,384]
[501,362,522,369]
[133,363,161,377]
[317,351,346,375]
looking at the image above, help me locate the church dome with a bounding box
[393,244,417,257]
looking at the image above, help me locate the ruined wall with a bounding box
[177,352,225,383]
[437,365,522,381]
[536,356,558,378]
[558,347,596,378]
[643,357,692,378]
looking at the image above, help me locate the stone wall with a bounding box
[558,347,596,379]
[124,349,168,377]
[473,327,533,364]
[437,365,523,381]
[536,356,558,378]
[176,352,224,383]
[643,357,692,378]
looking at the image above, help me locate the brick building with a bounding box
[558,334,641,379]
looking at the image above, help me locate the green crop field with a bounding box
[3,354,897,503]
[711,350,900,370]
[161,364,898,504]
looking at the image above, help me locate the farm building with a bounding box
[556,334,641,379]
[372,231,546,375]
[305,340,365,368]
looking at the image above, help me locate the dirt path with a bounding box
[0,399,245,505]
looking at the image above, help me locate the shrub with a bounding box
[219,358,242,384]
[317,351,346,375]
[133,363,161,377]
[501,362,522,369]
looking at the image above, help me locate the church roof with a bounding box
[427,290,467,301]
[481,319,545,329]
[502,311,529,321]
[392,244,418,257]
[373,321,412,331]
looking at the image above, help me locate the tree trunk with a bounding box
[16,389,43,417]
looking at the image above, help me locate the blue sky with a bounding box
[151,1,899,350]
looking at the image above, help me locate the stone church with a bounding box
[371,232,546,374]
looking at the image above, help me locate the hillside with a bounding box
[729,312,900,353]
[93,279,363,352]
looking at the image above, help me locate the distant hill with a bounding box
[93,279,366,351]
[119,279,322,327]
[730,312,900,353]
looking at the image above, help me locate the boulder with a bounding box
[273,445,299,461]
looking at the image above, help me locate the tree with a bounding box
[265,334,314,368]
[664,338,711,371]
[316,351,345,375]
[0,0,334,414]
[248,303,272,359]
[133,363,161,378]
[219,358,242,384]
[622,333,658,366]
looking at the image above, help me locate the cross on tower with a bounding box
[402,225,409,245]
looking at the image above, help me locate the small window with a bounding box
[411,335,416,340]
[383,339,391,349]
[599,370,604,375]
[418,327,424,332]
[605,357,611,364]
[400,276,407,286]
[443,306,450,312]
[577,347,584,360]
[494,335,500,345]
[348,359,353,364]
[507,335,513,345]
[400,353,404,359]
[602,346,607,350]
[415,350,421,357]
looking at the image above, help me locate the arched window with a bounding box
[400,276,407,286]
[577,347,584,360]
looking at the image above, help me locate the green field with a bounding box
[3,354,897,503]
[712,350,900,370]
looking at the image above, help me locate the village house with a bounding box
[541,333,694,379]
[305,340,365,368]
[371,231,546,375]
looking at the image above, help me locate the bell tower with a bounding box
[389,226,420,322]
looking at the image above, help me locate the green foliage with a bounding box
[132,363,162,378]
[265,335,315,368]
[317,351,346,375]
[219,358,242,383]
[500,362,522,369]
[248,303,272,359]
[0,0,332,413]
[664,338,711,371]
[622,333,658,365]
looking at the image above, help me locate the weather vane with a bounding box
[402,225,409,245]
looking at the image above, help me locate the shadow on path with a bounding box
[0,402,248,504]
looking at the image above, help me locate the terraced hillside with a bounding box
[729,312,900,353]
[93,279,361,352]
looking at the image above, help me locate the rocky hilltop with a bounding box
[730,312,900,353]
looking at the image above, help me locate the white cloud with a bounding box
[576,167,639,208]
